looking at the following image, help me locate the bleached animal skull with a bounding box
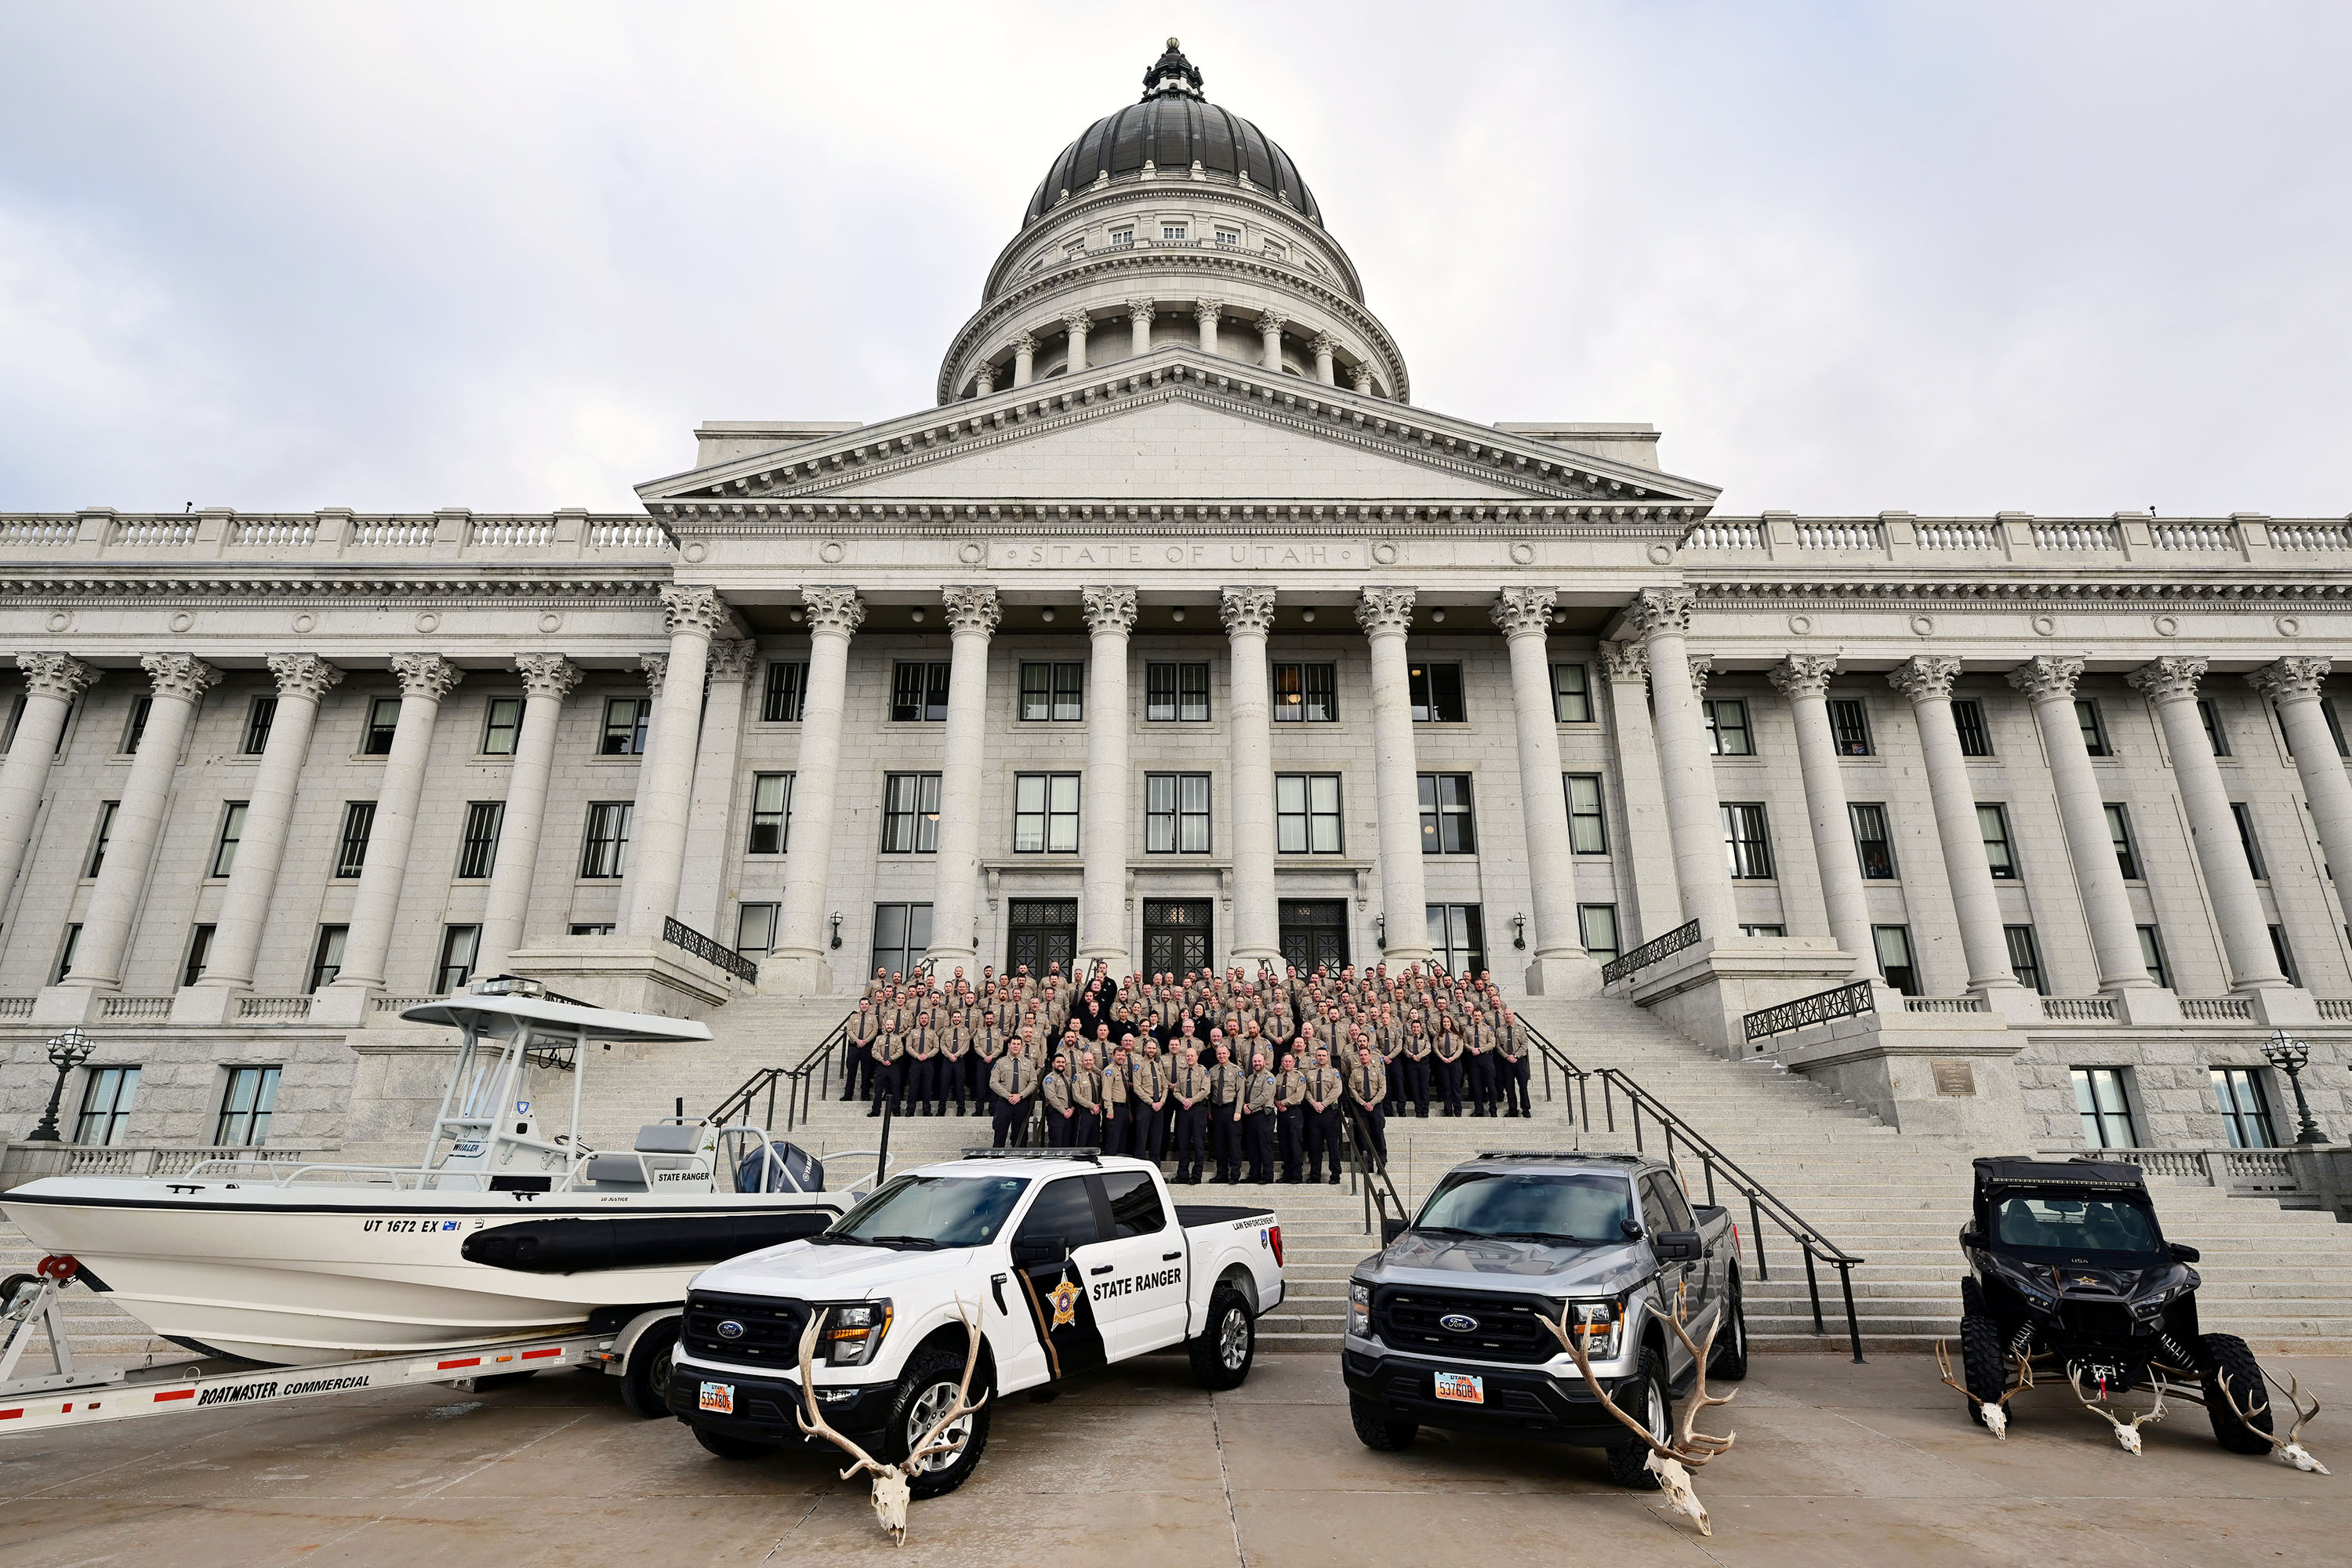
[869,1469,913,1541]
[1645,1451,1710,1537]
[1980,1402,2008,1439]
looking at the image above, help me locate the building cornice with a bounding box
[0,576,665,604]
[1693,578,2352,610]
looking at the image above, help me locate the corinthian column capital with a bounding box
[390,652,463,702]
[1219,586,1277,637]
[1354,586,1415,639]
[265,652,343,702]
[514,653,583,702]
[942,585,1002,637]
[1767,654,1838,700]
[1596,639,1648,684]
[1887,655,1962,703]
[16,652,100,701]
[2248,655,2332,705]
[141,652,222,703]
[802,586,866,638]
[2007,655,2085,704]
[1082,586,1139,636]
[1626,587,1693,639]
[658,584,730,639]
[2126,655,2208,705]
[1489,586,1556,639]
[707,637,758,682]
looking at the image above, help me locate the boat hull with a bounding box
[2,1178,844,1365]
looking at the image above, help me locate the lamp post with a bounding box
[1512,913,1527,951]
[2264,1030,2328,1146]
[26,1029,95,1142]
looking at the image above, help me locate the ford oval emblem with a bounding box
[1439,1312,1479,1334]
[716,1319,746,1340]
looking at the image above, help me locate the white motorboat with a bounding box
[2,979,864,1366]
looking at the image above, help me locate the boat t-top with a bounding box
[2,977,860,1366]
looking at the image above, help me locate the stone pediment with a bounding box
[635,348,1719,512]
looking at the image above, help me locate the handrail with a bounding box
[663,916,759,984]
[710,1009,854,1133]
[1591,1065,1867,1363]
[1599,920,1700,985]
[1342,1102,1410,1236]
[1744,981,1876,1043]
[1519,1018,1592,1130]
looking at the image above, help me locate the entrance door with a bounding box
[1142,899,1213,976]
[1007,899,1077,978]
[1279,900,1349,977]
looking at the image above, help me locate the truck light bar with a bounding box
[1473,1150,1645,1163]
[957,1148,1103,1164]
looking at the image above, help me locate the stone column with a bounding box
[1599,640,1678,945]
[197,654,342,992]
[925,586,1000,969]
[973,365,996,395]
[1257,312,1286,370]
[1080,588,1138,971]
[332,653,462,994]
[2009,655,2165,1004]
[1011,333,1036,389]
[769,588,864,991]
[1062,311,1091,375]
[1493,587,1590,991]
[2128,658,2288,999]
[2249,657,2352,935]
[1194,299,1222,357]
[1351,365,1375,395]
[1888,656,2030,1007]
[477,654,581,976]
[64,653,220,991]
[676,638,757,937]
[625,586,728,937]
[1769,655,1875,980]
[1358,586,1435,965]
[1127,299,1154,358]
[1312,332,1338,386]
[1223,587,1281,965]
[0,652,99,909]
[1627,589,1736,940]
[615,652,667,924]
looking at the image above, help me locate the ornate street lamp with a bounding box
[2263,1030,2328,1146]
[25,1028,95,1143]
[1512,913,1528,951]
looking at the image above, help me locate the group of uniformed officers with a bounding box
[844,956,1535,1185]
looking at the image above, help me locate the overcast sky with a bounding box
[2,2,2347,518]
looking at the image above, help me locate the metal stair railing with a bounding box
[1341,1103,1411,1237]
[710,1008,854,1133]
[1519,1018,1591,1128]
[1589,1065,1867,1362]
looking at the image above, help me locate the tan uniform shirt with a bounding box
[989,1055,1032,1101]
[1304,1065,1344,1110]
[1347,1058,1388,1106]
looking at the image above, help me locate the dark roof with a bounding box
[1024,43,1321,227]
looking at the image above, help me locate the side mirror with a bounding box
[2169,1241,2201,1265]
[1652,1229,1703,1263]
[1959,1225,1982,1250]
[1380,1218,1410,1246]
[1010,1233,1069,1269]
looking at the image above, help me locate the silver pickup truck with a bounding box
[1342,1151,1747,1487]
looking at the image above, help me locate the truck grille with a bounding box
[681,1290,811,1367]
[1375,1287,1555,1365]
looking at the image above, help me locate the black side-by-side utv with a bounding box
[1950,1156,2288,1454]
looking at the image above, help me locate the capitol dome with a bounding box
[1025,40,1321,227]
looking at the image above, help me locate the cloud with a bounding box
[0,0,2346,516]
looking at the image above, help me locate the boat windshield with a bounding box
[1994,1194,2160,1255]
[1413,1171,1633,1244]
[826,1174,1032,1247]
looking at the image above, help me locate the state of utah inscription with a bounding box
[988,538,1365,569]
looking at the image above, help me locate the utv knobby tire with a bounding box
[1348,1392,1418,1451]
[2198,1333,2276,1455]
[1958,1313,2009,1425]
[1604,1347,1672,1490]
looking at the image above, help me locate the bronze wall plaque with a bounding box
[1931,1060,1976,1097]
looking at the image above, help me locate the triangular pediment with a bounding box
[636,347,1719,510]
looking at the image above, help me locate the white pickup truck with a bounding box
[666,1149,1284,1496]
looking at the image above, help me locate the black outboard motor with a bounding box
[737,1142,824,1194]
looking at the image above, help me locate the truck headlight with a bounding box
[1553,1300,1621,1361]
[823,1299,893,1367]
[1348,1280,1372,1338]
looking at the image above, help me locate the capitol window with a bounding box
[361,697,400,756]
[1109,227,1134,247]
[891,661,952,723]
[1271,662,1336,722]
[1275,773,1343,853]
[1214,227,1240,246]
[457,802,503,879]
[1722,803,1773,879]
[1978,804,2018,879]
[1551,662,1593,723]
[243,696,277,755]
[746,774,793,855]
[601,697,651,755]
[1018,661,1083,721]
[480,697,521,756]
[1162,223,1187,241]
[1703,699,1752,755]
[1262,238,1286,259]
[1565,775,1606,853]
[762,661,808,723]
[1418,774,1476,854]
[1951,699,1993,757]
[1013,773,1080,853]
[1828,698,1873,756]
[1146,662,1210,722]
[880,773,942,854]
[335,803,375,879]
[1849,802,1896,879]
[2075,699,2111,757]
[580,803,632,879]
[1145,772,1211,853]
[1408,663,1465,724]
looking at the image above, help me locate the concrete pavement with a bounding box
[0,1352,2343,1566]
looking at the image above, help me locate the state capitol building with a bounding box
[2,42,2347,1179]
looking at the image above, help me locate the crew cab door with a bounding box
[1088,1170,1189,1356]
[1009,1174,1115,1381]
[1639,1172,1708,1344]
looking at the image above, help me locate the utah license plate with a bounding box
[699,1381,735,1414]
[1434,1371,1484,1404]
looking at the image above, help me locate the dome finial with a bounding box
[1142,37,1205,101]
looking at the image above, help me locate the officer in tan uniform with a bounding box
[1347,1040,1389,1171]
[989,1047,1035,1149]
[1240,1050,1277,1185]
[1041,1052,1076,1147]
[844,1000,881,1104]
[1098,1041,1133,1156]
[1301,1046,1345,1184]
[1133,1040,1171,1165]
[1273,1051,1308,1184]
[1207,1039,1244,1183]
[1071,1049,1102,1149]
[1170,1046,1210,1184]
[868,1022,906,1119]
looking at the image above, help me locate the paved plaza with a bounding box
[1,1351,2341,1566]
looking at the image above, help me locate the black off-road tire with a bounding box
[1958,1312,2009,1425]
[1188,1285,1257,1391]
[1348,1392,1417,1450]
[2198,1333,2277,1454]
[694,1425,775,1461]
[883,1345,993,1500]
[1709,1271,1750,1382]
[1605,1346,1673,1489]
[621,1317,678,1419]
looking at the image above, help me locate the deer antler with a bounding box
[2216,1370,2331,1475]
[794,1307,890,1482]
[1936,1338,2034,1439]
[2067,1365,2166,1454]
[1538,1285,1735,1537]
[793,1300,993,1545]
[901,1297,990,1475]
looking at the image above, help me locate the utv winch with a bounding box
[1939,1156,2324,1468]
